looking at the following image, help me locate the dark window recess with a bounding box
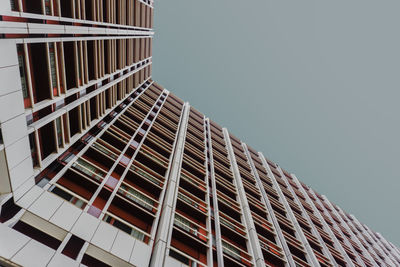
[35,160,63,187]
[63,42,77,90]
[69,106,80,137]
[65,93,78,105]
[104,41,110,74]
[28,132,39,167]
[87,85,96,94]
[169,250,190,265]
[85,0,93,21]
[135,152,166,177]
[60,0,73,18]
[38,121,56,160]
[87,41,96,81]
[57,169,98,200]
[24,0,43,14]
[29,43,51,103]
[288,244,307,262]
[0,198,21,223]
[105,89,111,109]
[90,96,98,121]
[13,221,61,250]
[62,235,85,259]
[10,0,19,11]
[81,254,111,267]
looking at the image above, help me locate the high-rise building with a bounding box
[0,1,399,267]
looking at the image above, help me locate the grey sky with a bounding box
[152,0,400,245]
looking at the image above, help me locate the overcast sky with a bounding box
[152,0,400,246]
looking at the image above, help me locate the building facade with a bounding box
[0,1,399,267]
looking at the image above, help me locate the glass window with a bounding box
[49,43,58,96]
[56,117,63,148]
[17,44,30,108]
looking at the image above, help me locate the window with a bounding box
[56,117,63,148]
[17,44,30,108]
[119,184,154,211]
[28,133,39,167]
[73,158,106,182]
[50,185,86,209]
[222,240,241,260]
[49,43,58,96]
[103,214,145,241]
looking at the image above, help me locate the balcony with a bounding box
[155,114,178,132]
[120,114,140,129]
[135,150,168,177]
[49,184,87,210]
[103,213,150,244]
[99,130,127,151]
[221,239,252,267]
[183,155,206,175]
[263,183,280,200]
[217,204,242,225]
[139,145,169,168]
[184,147,205,165]
[125,107,145,123]
[179,172,207,201]
[313,248,333,267]
[130,160,165,187]
[215,179,237,200]
[292,254,311,267]
[214,165,233,184]
[117,183,158,214]
[162,103,181,118]
[211,142,228,157]
[188,121,204,134]
[268,196,286,215]
[325,243,346,265]
[282,229,304,250]
[174,213,208,246]
[187,126,204,140]
[258,235,286,264]
[150,126,175,145]
[109,123,132,140]
[152,121,176,141]
[159,110,179,124]
[169,239,208,267]
[186,131,205,148]
[61,159,103,193]
[147,131,173,151]
[217,190,241,212]
[72,158,107,184]
[213,154,231,171]
[108,195,155,236]
[114,118,137,136]
[211,134,225,147]
[184,141,205,158]
[219,212,247,238]
[177,190,208,222]
[212,149,229,164]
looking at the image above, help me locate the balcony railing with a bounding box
[118,183,158,213]
[139,147,169,168]
[258,235,285,260]
[219,212,247,237]
[72,158,106,183]
[92,141,120,161]
[130,162,164,187]
[178,189,208,214]
[221,239,252,267]
[103,212,150,244]
[174,213,208,245]
[180,171,206,191]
